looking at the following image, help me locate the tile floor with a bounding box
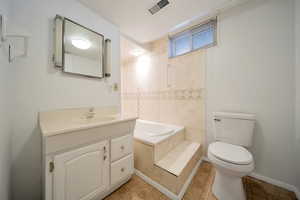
[104,161,297,200]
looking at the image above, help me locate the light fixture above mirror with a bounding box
[53,15,111,78]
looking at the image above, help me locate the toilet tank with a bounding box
[213,112,255,147]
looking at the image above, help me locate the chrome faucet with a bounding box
[86,107,96,119]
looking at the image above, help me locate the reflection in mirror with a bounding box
[63,19,104,78]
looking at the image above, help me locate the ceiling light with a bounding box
[131,49,145,56]
[71,38,91,50]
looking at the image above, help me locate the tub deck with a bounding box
[134,119,184,146]
[155,141,200,176]
[133,119,202,196]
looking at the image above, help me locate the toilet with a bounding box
[208,112,255,200]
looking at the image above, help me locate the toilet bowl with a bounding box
[209,112,255,200]
[208,141,254,200]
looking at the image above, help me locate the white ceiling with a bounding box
[80,0,247,43]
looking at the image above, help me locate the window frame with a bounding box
[169,19,217,58]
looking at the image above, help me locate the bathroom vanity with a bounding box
[39,107,136,200]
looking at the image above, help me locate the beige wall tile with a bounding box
[122,37,206,144]
[134,140,203,195]
[154,130,185,163]
[121,99,138,118]
[139,99,160,121]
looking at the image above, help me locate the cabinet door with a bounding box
[53,141,109,200]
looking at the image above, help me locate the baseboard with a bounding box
[203,156,209,162]
[295,188,300,199]
[250,173,300,199]
[135,169,179,200]
[204,156,300,199]
[134,158,203,200]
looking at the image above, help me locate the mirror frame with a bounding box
[54,15,64,67]
[54,15,106,79]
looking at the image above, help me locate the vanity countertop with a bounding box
[39,107,137,137]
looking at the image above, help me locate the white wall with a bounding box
[9,0,121,199]
[206,0,297,187]
[0,48,11,200]
[295,0,300,191]
[0,0,12,199]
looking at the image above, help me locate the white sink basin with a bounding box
[39,107,137,136]
[73,115,120,124]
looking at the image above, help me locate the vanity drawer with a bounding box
[111,154,133,186]
[111,134,132,162]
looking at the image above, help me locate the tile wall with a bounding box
[121,37,206,143]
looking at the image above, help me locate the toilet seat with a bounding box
[208,142,253,165]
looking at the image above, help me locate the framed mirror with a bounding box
[54,16,107,78]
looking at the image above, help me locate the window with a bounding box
[169,19,217,57]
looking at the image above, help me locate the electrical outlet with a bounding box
[113,83,118,91]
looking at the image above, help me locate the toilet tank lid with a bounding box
[213,112,255,120]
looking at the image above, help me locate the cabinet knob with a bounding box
[120,145,125,150]
[121,167,125,172]
[103,155,107,160]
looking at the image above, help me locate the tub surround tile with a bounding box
[139,99,160,121]
[122,37,207,194]
[134,139,203,195]
[155,141,200,176]
[154,129,185,163]
[185,130,206,145]
[122,89,203,101]
[121,99,138,118]
[121,37,206,145]
[134,141,154,174]
[169,50,206,90]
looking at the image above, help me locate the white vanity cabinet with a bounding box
[111,134,133,162]
[110,135,134,186]
[53,141,109,200]
[39,110,136,200]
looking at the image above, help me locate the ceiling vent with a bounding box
[148,0,170,15]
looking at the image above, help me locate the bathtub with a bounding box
[133,120,202,196]
[134,119,184,146]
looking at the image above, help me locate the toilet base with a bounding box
[212,170,246,200]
